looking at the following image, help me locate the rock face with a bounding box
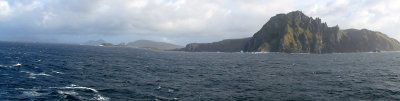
[177,11,400,53]
[176,38,251,52]
[127,40,183,50]
[334,29,400,52]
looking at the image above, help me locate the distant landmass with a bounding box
[127,40,183,50]
[175,38,251,52]
[177,11,400,53]
[99,42,126,47]
[83,39,182,50]
[83,39,107,46]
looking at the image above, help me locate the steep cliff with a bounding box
[244,11,341,53]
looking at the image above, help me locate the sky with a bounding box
[0,0,399,45]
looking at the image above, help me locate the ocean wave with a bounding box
[21,90,45,98]
[0,63,23,68]
[20,71,51,79]
[0,63,21,68]
[50,84,109,101]
[56,90,79,96]
[4,84,109,101]
[13,63,21,67]
[51,84,99,93]
[51,70,64,74]
[247,52,271,54]
[0,64,12,68]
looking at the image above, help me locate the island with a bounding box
[175,11,400,53]
[127,40,184,50]
[87,40,183,51]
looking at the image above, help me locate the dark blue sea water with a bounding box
[1,42,400,100]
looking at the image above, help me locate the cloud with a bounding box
[0,0,399,45]
[304,0,400,40]
[0,0,10,16]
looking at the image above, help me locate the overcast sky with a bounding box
[0,0,399,45]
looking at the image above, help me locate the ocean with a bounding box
[1,42,400,100]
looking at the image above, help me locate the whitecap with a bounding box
[91,94,110,101]
[250,52,270,54]
[168,89,174,93]
[50,84,98,93]
[36,73,51,76]
[20,71,51,79]
[62,86,99,93]
[13,63,22,67]
[15,88,26,90]
[0,64,12,68]
[52,70,64,74]
[50,84,109,101]
[56,90,78,96]
[156,86,162,90]
[70,84,77,87]
[13,63,21,67]
[22,90,43,97]
[291,53,311,54]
